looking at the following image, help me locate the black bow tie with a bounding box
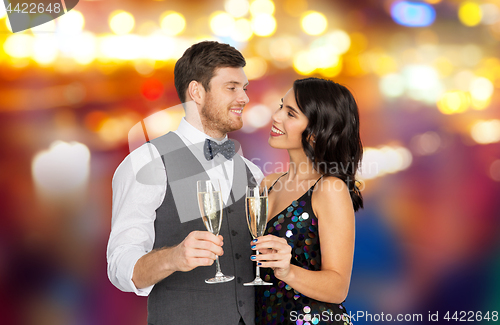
[204,138,236,160]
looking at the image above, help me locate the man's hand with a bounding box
[172,231,224,272]
[132,231,223,289]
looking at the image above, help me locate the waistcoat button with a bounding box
[235,253,241,259]
[231,230,238,236]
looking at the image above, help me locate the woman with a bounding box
[253,78,363,325]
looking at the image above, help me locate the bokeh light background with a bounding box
[1,0,500,324]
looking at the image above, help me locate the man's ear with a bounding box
[187,80,205,106]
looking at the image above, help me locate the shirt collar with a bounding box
[176,117,228,145]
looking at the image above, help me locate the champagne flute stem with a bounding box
[215,256,223,277]
[255,250,261,279]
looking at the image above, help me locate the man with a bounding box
[107,41,263,325]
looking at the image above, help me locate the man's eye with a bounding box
[228,87,235,91]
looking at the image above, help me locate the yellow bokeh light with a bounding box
[58,10,85,34]
[250,0,275,16]
[470,120,500,144]
[231,18,253,42]
[251,14,276,37]
[225,0,250,18]
[72,32,98,65]
[293,51,315,75]
[0,3,6,19]
[433,57,454,77]
[458,2,482,27]
[301,11,327,35]
[4,34,34,58]
[109,11,135,35]
[160,11,186,36]
[471,97,490,110]
[424,0,442,4]
[210,11,236,37]
[437,91,470,114]
[318,57,343,78]
[33,35,58,65]
[469,77,494,101]
[373,54,398,76]
[244,57,267,79]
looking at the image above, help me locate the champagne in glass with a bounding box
[244,185,272,286]
[197,180,234,284]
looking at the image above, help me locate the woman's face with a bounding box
[268,87,309,150]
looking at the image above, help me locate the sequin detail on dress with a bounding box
[255,179,353,325]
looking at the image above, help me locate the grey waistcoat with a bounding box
[147,132,256,325]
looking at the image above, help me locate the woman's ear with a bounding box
[187,80,205,106]
[307,133,316,144]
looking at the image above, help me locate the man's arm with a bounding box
[132,231,224,289]
[107,143,225,293]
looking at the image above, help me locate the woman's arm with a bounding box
[254,176,355,304]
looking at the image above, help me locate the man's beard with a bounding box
[200,93,243,135]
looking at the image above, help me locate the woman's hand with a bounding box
[251,235,292,280]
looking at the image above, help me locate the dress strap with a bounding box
[268,172,288,193]
[310,174,325,190]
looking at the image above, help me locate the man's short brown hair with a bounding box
[174,41,246,103]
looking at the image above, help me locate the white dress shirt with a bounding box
[107,118,264,296]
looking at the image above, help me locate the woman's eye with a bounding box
[288,112,294,117]
[279,104,283,109]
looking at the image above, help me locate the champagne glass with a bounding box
[244,185,272,286]
[197,180,234,284]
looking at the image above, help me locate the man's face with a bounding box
[200,67,249,137]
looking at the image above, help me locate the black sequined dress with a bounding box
[255,174,353,325]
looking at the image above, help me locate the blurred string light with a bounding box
[232,18,253,42]
[301,11,327,35]
[160,11,186,36]
[458,2,482,27]
[57,10,85,34]
[109,10,135,35]
[225,0,250,17]
[0,3,6,19]
[292,30,350,75]
[403,64,442,103]
[437,90,470,114]
[391,1,436,27]
[210,11,235,37]
[32,141,90,197]
[3,34,33,58]
[251,13,276,37]
[359,145,413,180]
[470,120,500,144]
[249,0,275,15]
[33,35,58,65]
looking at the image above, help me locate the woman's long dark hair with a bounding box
[293,78,364,211]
